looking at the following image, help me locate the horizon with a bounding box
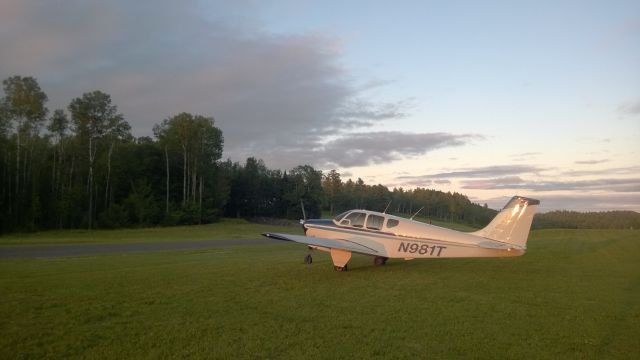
[1,0,638,212]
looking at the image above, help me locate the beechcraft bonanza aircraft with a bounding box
[263,196,539,271]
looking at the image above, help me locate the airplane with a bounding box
[263,196,539,271]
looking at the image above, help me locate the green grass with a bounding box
[1,228,639,358]
[0,218,302,246]
[0,216,472,247]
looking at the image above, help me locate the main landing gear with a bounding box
[305,254,348,271]
[374,256,388,266]
[304,254,313,264]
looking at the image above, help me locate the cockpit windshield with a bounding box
[344,212,366,227]
[333,211,350,222]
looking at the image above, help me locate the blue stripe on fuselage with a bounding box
[303,219,334,226]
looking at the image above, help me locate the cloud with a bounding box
[478,193,640,212]
[461,176,525,189]
[562,166,640,177]
[394,162,640,195]
[257,131,481,168]
[510,152,540,159]
[461,177,640,193]
[334,99,411,128]
[322,132,481,167]
[396,165,545,182]
[617,98,640,115]
[2,0,450,170]
[390,177,451,188]
[511,155,540,162]
[574,159,609,165]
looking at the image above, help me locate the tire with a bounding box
[374,256,388,266]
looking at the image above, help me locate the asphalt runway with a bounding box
[0,239,284,259]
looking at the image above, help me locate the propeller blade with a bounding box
[300,199,307,221]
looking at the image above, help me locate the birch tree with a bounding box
[103,113,132,208]
[2,76,48,196]
[47,109,69,196]
[154,113,223,219]
[68,91,126,229]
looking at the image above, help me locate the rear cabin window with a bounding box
[366,214,384,230]
[386,219,399,228]
[343,212,366,228]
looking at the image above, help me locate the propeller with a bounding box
[300,199,307,221]
[383,200,392,214]
[410,206,424,220]
[300,199,307,234]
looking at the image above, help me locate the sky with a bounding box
[1,0,638,211]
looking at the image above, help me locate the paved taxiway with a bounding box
[0,239,282,259]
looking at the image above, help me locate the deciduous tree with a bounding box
[68,91,127,229]
[2,76,48,196]
[322,169,342,215]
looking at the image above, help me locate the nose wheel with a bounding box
[334,265,348,272]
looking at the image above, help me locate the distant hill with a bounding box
[533,211,640,230]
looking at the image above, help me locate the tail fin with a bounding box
[473,196,539,248]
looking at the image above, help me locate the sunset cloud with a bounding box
[395,165,545,182]
[461,177,640,192]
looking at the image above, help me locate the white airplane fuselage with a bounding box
[263,196,539,270]
[303,212,524,260]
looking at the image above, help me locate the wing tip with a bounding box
[262,232,292,241]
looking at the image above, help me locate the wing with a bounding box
[262,232,379,256]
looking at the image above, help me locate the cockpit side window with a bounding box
[344,212,366,228]
[386,219,399,228]
[366,214,384,230]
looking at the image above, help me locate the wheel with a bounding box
[334,265,348,272]
[374,256,388,266]
[304,254,313,264]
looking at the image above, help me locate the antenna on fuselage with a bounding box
[410,206,424,220]
[383,200,392,214]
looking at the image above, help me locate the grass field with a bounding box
[1,225,639,358]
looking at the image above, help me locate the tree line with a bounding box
[0,75,499,233]
[0,75,228,232]
[1,75,634,234]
